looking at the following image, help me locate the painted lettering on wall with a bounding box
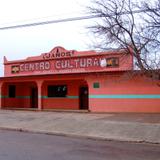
[20,61,51,72]
[55,57,100,69]
[11,57,119,74]
[43,48,74,60]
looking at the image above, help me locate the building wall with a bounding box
[0,73,160,112]
[1,80,87,110]
[4,46,133,77]
[88,74,160,113]
[2,83,32,108]
[2,46,160,112]
[42,80,82,110]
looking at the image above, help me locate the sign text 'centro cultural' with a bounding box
[11,57,119,73]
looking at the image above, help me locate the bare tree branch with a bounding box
[88,0,160,80]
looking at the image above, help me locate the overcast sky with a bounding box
[0,0,95,76]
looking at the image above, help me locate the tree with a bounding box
[141,0,160,33]
[88,0,160,80]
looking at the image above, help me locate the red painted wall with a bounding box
[42,80,83,110]
[2,82,35,108]
[1,79,87,110]
[88,74,160,113]
[0,73,160,112]
[4,47,133,77]
[43,98,78,110]
[90,99,160,113]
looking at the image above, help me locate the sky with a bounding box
[0,0,95,76]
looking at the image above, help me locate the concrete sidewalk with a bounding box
[0,110,160,144]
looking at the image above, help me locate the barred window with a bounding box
[48,85,67,97]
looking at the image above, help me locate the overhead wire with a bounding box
[0,15,100,30]
[0,8,159,30]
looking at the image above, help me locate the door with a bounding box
[79,86,88,110]
[31,87,38,108]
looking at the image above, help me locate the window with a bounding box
[8,85,16,98]
[48,85,67,97]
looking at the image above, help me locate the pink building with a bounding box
[0,46,160,112]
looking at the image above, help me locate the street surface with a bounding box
[0,130,160,160]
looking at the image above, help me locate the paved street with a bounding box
[0,130,160,160]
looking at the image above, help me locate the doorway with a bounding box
[31,87,38,108]
[79,86,88,110]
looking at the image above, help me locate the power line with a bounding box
[0,15,100,30]
[0,8,159,30]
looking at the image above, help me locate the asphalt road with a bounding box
[0,130,160,160]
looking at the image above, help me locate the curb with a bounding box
[0,126,159,145]
[2,108,89,113]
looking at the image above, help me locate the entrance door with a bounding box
[79,86,88,110]
[31,87,38,108]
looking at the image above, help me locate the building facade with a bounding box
[0,46,160,112]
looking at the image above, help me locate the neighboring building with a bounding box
[0,46,160,112]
